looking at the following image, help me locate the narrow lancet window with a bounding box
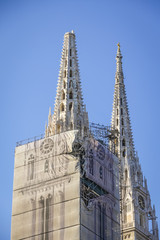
[122,118,124,125]
[44,160,49,172]
[125,169,128,180]
[140,214,143,227]
[121,108,123,115]
[65,59,67,67]
[70,69,72,77]
[69,91,73,99]
[27,154,34,180]
[70,59,72,67]
[70,48,72,56]
[99,166,103,179]
[60,103,64,111]
[122,138,125,146]
[61,91,65,100]
[69,80,73,88]
[69,102,73,111]
[64,70,66,78]
[117,119,118,126]
[123,149,126,157]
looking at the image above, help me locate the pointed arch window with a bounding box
[69,80,73,88]
[123,149,126,157]
[70,48,72,56]
[121,108,123,115]
[70,69,72,77]
[44,160,49,172]
[117,109,118,115]
[122,138,125,146]
[65,59,67,67]
[122,128,124,136]
[69,102,73,111]
[64,70,66,78]
[63,81,66,89]
[125,169,128,180]
[140,214,143,227]
[70,59,72,67]
[61,91,65,100]
[117,119,118,126]
[99,166,103,179]
[27,154,34,180]
[69,91,73,99]
[60,103,64,112]
[122,118,124,125]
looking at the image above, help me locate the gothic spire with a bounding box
[111,43,135,161]
[45,31,89,137]
[111,44,159,240]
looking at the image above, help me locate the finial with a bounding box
[117,42,120,51]
[71,30,74,34]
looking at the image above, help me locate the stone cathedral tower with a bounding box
[111,43,159,240]
[45,30,89,138]
[11,31,120,240]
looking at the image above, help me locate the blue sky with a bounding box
[0,0,160,239]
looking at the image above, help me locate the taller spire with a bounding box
[45,31,89,137]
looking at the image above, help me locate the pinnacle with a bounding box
[116,42,122,58]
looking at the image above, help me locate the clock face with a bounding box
[138,195,145,210]
[40,138,54,154]
[97,145,105,160]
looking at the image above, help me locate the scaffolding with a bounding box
[89,122,119,156]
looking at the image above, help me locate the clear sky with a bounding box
[0,0,160,239]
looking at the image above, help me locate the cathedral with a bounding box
[11,31,159,240]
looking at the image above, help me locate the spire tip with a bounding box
[117,42,120,52]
